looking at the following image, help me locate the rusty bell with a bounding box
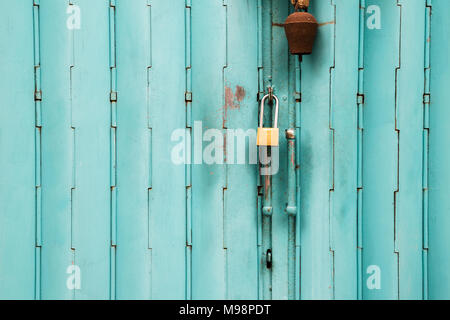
[284,11,318,56]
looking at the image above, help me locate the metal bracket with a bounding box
[266,249,272,269]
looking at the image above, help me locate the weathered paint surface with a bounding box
[0,0,449,300]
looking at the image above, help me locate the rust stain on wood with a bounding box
[235,85,246,103]
[223,85,246,127]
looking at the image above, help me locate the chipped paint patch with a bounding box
[224,85,246,110]
[235,85,246,103]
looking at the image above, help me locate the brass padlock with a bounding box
[257,94,279,147]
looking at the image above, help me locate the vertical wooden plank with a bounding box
[429,0,450,300]
[288,21,301,302]
[115,0,152,299]
[332,0,359,300]
[300,0,335,300]
[185,0,193,300]
[0,0,36,300]
[40,0,75,299]
[422,0,431,300]
[357,1,365,300]
[148,0,187,299]
[362,0,400,300]
[223,0,259,300]
[109,0,117,300]
[191,0,227,299]
[396,0,425,300]
[71,0,111,299]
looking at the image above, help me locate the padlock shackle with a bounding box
[259,94,279,129]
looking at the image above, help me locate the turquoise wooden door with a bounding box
[0,0,449,300]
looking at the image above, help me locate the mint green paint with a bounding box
[429,0,450,300]
[0,0,36,300]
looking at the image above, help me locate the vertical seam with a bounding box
[423,0,432,301]
[185,0,192,300]
[109,0,117,301]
